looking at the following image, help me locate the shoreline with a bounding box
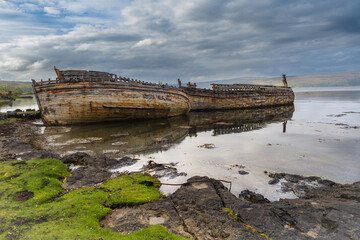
[0,119,359,239]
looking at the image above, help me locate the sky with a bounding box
[0,0,359,83]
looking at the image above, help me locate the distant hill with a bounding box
[196,71,360,88]
[0,81,33,95]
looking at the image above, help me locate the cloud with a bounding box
[0,0,359,83]
[44,6,60,16]
[133,38,154,48]
[133,38,165,48]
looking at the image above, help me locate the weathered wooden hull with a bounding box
[183,87,294,110]
[33,81,190,126]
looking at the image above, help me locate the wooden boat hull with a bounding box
[183,87,294,110]
[33,81,190,126]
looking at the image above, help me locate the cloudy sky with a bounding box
[0,0,359,83]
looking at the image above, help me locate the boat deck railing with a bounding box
[211,83,291,92]
[32,75,293,94]
[181,84,293,95]
[32,76,175,90]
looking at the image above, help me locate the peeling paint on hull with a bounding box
[33,82,190,126]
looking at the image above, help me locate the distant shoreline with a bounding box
[293,85,360,92]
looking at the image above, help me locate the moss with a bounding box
[241,223,257,232]
[0,159,189,240]
[223,208,269,239]
[223,207,238,220]
[260,233,270,240]
[0,118,20,125]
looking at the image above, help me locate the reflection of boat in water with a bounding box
[188,104,294,136]
[44,116,189,156]
[44,105,294,156]
[32,67,190,126]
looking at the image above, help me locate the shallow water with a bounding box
[4,87,360,201]
[0,97,38,112]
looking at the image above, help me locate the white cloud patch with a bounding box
[75,43,92,51]
[133,38,165,48]
[44,6,60,15]
[133,38,154,48]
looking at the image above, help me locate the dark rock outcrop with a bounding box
[238,170,249,175]
[60,153,138,189]
[239,190,270,204]
[102,176,360,240]
[60,152,136,170]
[0,110,40,120]
[65,166,112,190]
[18,150,60,160]
[141,160,187,179]
[102,176,261,240]
[2,141,58,161]
[267,172,336,197]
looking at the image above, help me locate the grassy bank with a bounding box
[0,159,188,239]
[0,81,33,96]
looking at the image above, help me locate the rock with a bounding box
[102,176,260,240]
[141,160,187,179]
[17,150,60,161]
[268,172,337,197]
[268,178,279,185]
[101,198,192,238]
[4,141,34,154]
[0,113,6,120]
[238,170,249,175]
[2,110,40,120]
[317,179,336,187]
[61,152,94,165]
[292,184,310,198]
[283,174,303,183]
[102,156,136,169]
[65,166,112,190]
[60,153,136,170]
[281,181,294,193]
[102,176,360,239]
[239,190,270,204]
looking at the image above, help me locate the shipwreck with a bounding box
[32,67,190,126]
[32,68,294,126]
[178,74,294,110]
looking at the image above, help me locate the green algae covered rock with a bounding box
[0,158,189,240]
